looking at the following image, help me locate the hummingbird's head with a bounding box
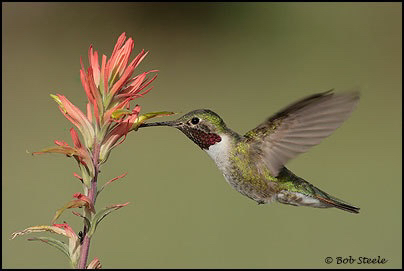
[140,109,227,150]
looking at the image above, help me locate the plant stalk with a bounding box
[77,142,100,269]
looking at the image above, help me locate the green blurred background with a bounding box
[2,2,402,268]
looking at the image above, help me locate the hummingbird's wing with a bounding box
[243,89,360,177]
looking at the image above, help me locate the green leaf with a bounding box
[51,199,88,224]
[111,108,132,119]
[87,203,129,237]
[97,172,127,198]
[28,237,70,258]
[32,146,78,157]
[79,163,92,188]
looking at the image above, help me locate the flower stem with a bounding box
[77,142,100,269]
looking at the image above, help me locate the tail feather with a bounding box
[303,179,360,214]
[277,168,360,214]
[305,180,360,214]
[316,195,360,214]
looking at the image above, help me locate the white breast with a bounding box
[204,134,232,172]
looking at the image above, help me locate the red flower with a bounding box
[78,32,162,162]
[36,32,173,171]
[51,94,95,148]
[80,32,158,128]
[100,105,141,163]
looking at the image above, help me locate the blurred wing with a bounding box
[244,90,360,177]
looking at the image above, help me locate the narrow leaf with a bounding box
[32,146,78,157]
[111,108,132,119]
[28,237,70,258]
[11,225,66,240]
[51,199,87,224]
[87,202,129,237]
[97,172,127,197]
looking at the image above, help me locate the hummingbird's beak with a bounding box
[138,121,177,128]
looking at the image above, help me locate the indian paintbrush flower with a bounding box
[11,32,174,269]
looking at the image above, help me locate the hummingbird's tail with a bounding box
[277,168,360,214]
[315,193,360,214]
[308,182,360,214]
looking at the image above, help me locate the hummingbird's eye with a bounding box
[191,117,200,125]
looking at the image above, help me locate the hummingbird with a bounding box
[139,90,360,213]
